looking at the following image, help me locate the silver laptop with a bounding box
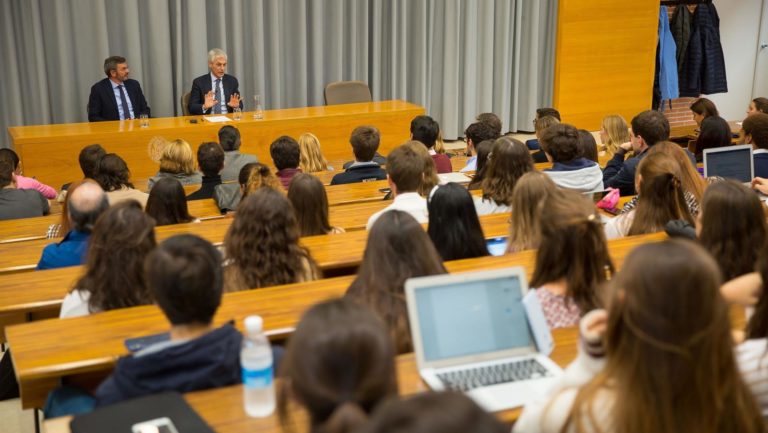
[405,268,563,412]
[703,144,754,183]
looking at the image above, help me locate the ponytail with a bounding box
[629,153,693,236]
[317,402,368,433]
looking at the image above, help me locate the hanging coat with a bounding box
[670,5,693,75]
[658,6,679,102]
[680,3,727,96]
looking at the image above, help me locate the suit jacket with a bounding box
[88,78,150,122]
[188,73,242,115]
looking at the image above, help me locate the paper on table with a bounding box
[203,116,231,123]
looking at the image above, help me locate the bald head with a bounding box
[68,181,109,234]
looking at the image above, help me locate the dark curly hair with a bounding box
[224,188,320,291]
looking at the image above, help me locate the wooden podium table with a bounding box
[7,100,424,188]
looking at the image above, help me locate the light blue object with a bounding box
[659,6,680,101]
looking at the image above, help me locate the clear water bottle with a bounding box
[253,94,264,120]
[241,315,275,417]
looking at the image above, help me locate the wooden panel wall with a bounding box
[553,0,659,130]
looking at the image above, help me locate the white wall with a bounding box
[707,0,764,121]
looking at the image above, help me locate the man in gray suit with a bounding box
[218,126,258,182]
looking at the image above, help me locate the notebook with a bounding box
[703,145,754,183]
[405,268,563,412]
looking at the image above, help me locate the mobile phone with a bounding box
[378,187,391,193]
[132,417,180,433]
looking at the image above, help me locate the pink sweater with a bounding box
[15,175,57,199]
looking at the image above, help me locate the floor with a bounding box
[0,351,38,433]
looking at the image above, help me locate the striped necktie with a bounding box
[214,79,222,114]
[118,85,131,120]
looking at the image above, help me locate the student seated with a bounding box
[604,153,693,239]
[214,162,283,213]
[748,97,768,116]
[94,234,242,407]
[577,129,599,163]
[0,148,57,199]
[742,113,768,178]
[530,190,613,328]
[528,108,561,163]
[288,173,344,236]
[298,132,331,173]
[693,115,732,162]
[427,182,489,261]
[603,110,670,196]
[403,140,440,197]
[460,119,501,172]
[94,153,149,208]
[37,181,109,270]
[223,187,319,291]
[147,139,202,190]
[599,114,630,156]
[271,135,302,189]
[0,160,49,221]
[410,115,452,173]
[146,177,197,226]
[474,136,534,216]
[514,240,765,433]
[347,211,446,353]
[364,392,506,433]
[366,144,430,229]
[331,126,387,185]
[540,124,603,193]
[60,201,156,318]
[186,142,224,201]
[506,172,562,253]
[466,139,494,190]
[61,144,107,194]
[278,299,397,433]
[217,125,258,182]
[698,180,767,281]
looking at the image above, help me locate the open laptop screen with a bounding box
[704,145,753,182]
[413,275,532,362]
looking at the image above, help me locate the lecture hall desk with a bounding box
[7,232,665,410]
[7,100,424,189]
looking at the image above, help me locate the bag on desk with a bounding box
[70,391,214,433]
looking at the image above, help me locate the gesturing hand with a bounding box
[203,91,218,110]
[228,93,241,109]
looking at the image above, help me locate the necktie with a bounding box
[214,79,222,114]
[118,85,132,120]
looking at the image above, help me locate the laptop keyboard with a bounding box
[436,358,552,392]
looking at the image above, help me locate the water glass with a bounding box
[233,108,242,121]
[139,114,149,128]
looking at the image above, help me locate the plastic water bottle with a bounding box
[241,315,275,417]
[253,95,264,120]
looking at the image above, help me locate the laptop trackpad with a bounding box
[466,379,553,412]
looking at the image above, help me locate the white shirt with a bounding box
[111,80,135,120]
[366,192,428,230]
[603,211,634,240]
[473,196,511,216]
[60,289,95,318]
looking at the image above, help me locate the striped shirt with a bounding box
[737,338,768,416]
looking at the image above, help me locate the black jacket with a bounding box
[94,324,242,407]
[88,78,150,122]
[679,4,727,96]
[331,163,387,185]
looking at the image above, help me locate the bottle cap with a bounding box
[244,315,263,334]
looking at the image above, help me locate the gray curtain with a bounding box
[0,0,556,148]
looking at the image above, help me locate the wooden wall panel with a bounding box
[553,0,659,130]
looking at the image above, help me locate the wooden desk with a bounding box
[0,214,59,243]
[669,120,742,143]
[8,101,424,188]
[7,232,664,410]
[43,326,578,433]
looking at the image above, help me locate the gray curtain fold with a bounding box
[0,0,556,148]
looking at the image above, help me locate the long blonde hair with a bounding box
[159,139,196,175]
[601,115,630,155]
[565,240,764,433]
[298,133,329,173]
[507,172,560,253]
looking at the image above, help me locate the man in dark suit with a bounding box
[87,56,150,122]
[188,48,243,115]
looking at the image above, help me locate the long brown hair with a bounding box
[481,137,534,206]
[145,177,195,226]
[746,250,768,339]
[345,211,446,353]
[288,173,333,236]
[223,188,319,291]
[566,240,764,433]
[648,141,706,204]
[278,299,397,433]
[507,172,560,253]
[530,191,613,314]
[699,180,767,281]
[74,200,156,312]
[628,153,693,235]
